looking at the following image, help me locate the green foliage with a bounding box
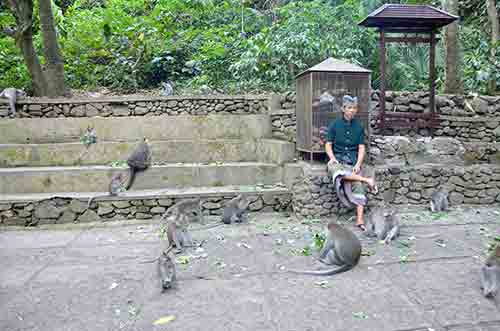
[0,0,498,94]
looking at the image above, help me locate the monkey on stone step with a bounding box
[86,173,126,210]
[430,187,449,212]
[480,244,500,298]
[158,245,176,291]
[125,138,152,190]
[364,205,400,244]
[288,222,362,276]
[0,88,26,116]
[222,194,250,224]
[76,126,98,164]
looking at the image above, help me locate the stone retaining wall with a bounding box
[0,193,292,226]
[291,162,500,218]
[270,91,500,143]
[0,95,269,118]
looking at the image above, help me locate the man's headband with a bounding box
[343,95,358,107]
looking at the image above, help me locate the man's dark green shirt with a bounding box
[326,118,365,165]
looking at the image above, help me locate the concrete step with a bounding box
[0,114,271,144]
[0,162,286,194]
[0,139,295,167]
[0,185,292,226]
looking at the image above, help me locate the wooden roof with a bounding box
[296,57,371,78]
[358,4,458,31]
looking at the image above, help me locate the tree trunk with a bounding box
[443,0,463,94]
[6,0,47,96]
[486,0,499,94]
[38,0,69,97]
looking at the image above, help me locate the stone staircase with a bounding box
[0,100,298,226]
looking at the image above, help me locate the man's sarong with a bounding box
[327,162,368,208]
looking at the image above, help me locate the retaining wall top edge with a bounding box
[0,94,270,105]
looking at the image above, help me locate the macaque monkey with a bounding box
[125,138,152,190]
[430,187,449,212]
[161,81,174,96]
[288,222,362,276]
[161,198,202,253]
[86,173,125,210]
[480,245,500,298]
[0,88,26,116]
[364,206,400,244]
[158,245,176,291]
[222,194,250,224]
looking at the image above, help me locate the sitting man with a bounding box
[325,95,377,231]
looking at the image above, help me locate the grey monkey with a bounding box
[161,81,174,96]
[480,245,500,298]
[288,222,362,276]
[161,198,202,253]
[430,187,449,212]
[158,245,176,291]
[0,88,26,116]
[125,138,152,190]
[364,206,400,244]
[86,173,125,210]
[222,194,250,224]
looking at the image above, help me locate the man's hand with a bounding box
[328,158,338,166]
[353,164,361,174]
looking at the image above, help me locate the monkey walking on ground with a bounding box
[0,88,26,116]
[125,138,152,190]
[222,194,250,224]
[85,173,126,210]
[430,187,449,212]
[364,205,400,244]
[288,222,362,276]
[480,244,500,298]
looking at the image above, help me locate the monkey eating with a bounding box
[125,138,152,190]
[161,198,203,253]
[86,173,126,210]
[364,206,400,244]
[222,194,250,224]
[0,88,26,116]
[158,245,177,291]
[480,244,500,298]
[288,222,362,276]
[430,187,449,212]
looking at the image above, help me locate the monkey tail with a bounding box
[125,167,136,190]
[86,196,95,211]
[288,263,354,276]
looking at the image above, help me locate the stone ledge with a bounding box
[0,185,292,226]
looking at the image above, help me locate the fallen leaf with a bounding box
[109,282,118,290]
[176,256,190,264]
[352,311,368,319]
[153,315,176,325]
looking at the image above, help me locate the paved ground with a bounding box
[1,205,500,331]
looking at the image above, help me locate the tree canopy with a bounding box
[0,0,498,95]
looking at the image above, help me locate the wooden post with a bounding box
[429,31,436,136]
[379,29,386,131]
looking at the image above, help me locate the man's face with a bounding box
[343,105,358,121]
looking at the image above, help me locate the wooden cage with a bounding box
[295,58,371,160]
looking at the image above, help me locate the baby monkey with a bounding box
[222,194,250,224]
[430,187,449,212]
[288,222,362,276]
[364,205,400,244]
[86,173,125,210]
[480,244,500,298]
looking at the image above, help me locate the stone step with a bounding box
[0,138,295,167]
[0,162,285,194]
[0,185,292,226]
[0,114,271,144]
